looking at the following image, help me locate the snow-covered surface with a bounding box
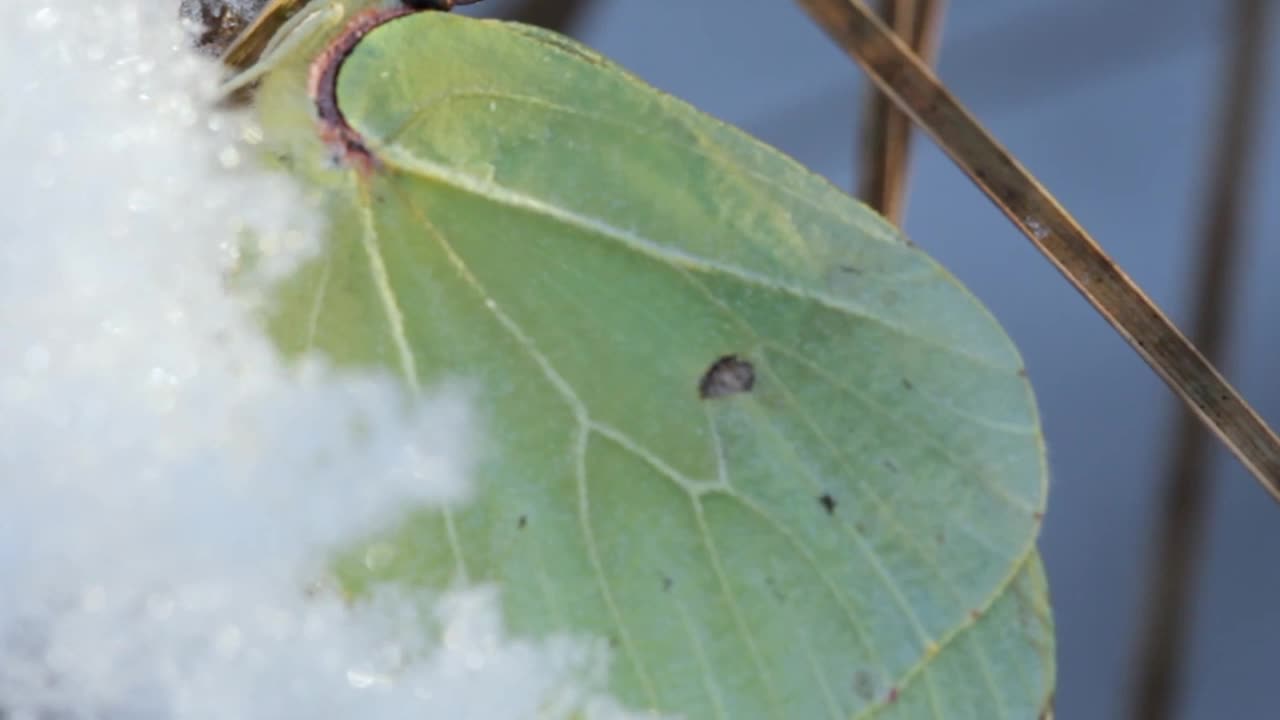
[0,2,632,717]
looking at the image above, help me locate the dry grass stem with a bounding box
[793,0,1280,496]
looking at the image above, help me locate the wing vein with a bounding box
[386,181,664,709]
[378,148,1016,374]
[303,255,332,352]
[358,191,470,581]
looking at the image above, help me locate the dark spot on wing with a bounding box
[517,514,527,529]
[819,493,837,515]
[698,355,755,399]
[764,576,786,602]
[661,575,673,592]
[901,377,914,390]
[852,670,876,702]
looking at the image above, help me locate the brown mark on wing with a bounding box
[309,6,414,173]
[698,355,756,399]
[309,2,481,173]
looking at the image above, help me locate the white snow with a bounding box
[0,2,637,717]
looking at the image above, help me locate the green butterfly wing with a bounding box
[248,8,1053,718]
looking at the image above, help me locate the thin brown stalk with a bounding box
[856,0,946,224]
[220,0,310,71]
[1130,1,1275,718]
[219,0,489,72]
[791,0,1280,495]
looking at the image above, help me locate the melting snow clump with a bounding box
[0,1,636,717]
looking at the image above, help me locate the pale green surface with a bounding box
[245,6,1053,717]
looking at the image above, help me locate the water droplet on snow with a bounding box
[28,7,59,31]
[346,666,390,689]
[219,145,241,168]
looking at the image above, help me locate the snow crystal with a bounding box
[0,1,637,717]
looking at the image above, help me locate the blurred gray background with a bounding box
[464,0,1280,717]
